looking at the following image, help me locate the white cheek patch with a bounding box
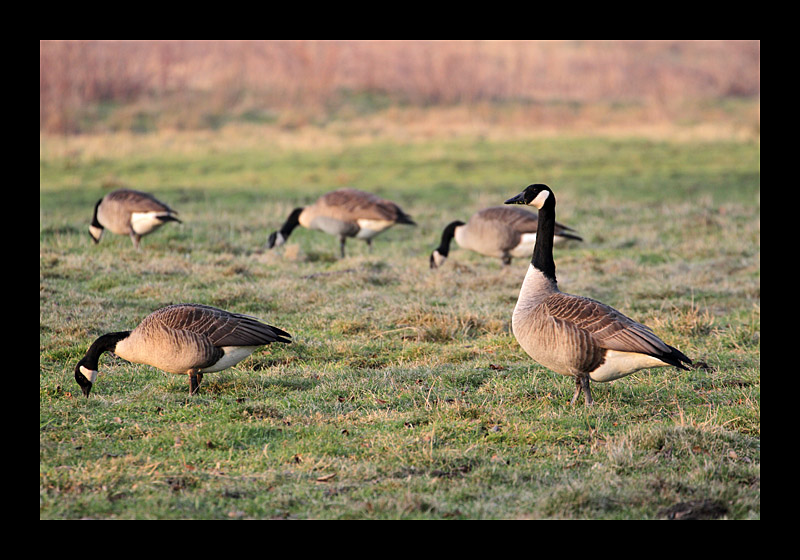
[272,232,286,247]
[80,365,98,384]
[431,250,447,268]
[88,225,104,242]
[530,190,550,209]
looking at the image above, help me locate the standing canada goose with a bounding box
[505,184,691,405]
[430,206,582,269]
[89,188,181,250]
[267,188,416,258]
[74,304,292,397]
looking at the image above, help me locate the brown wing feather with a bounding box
[316,189,409,222]
[475,206,539,234]
[105,189,177,214]
[145,304,291,348]
[475,206,579,238]
[542,294,672,356]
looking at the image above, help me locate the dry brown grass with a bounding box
[40,40,760,135]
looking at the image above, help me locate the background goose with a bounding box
[267,188,416,258]
[505,184,691,405]
[74,304,292,397]
[89,188,181,250]
[430,205,582,269]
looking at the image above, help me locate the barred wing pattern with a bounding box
[144,304,292,348]
[542,293,689,366]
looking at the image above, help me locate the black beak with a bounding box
[81,383,92,397]
[504,192,525,205]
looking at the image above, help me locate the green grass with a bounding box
[40,131,760,519]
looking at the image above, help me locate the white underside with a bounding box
[510,232,571,257]
[509,233,538,257]
[355,219,394,239]
[589,350,671,382]
[200,346,259,373]
[131,212,170,235]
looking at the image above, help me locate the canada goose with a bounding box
[74,304,291,397]
[89,188,181,250]
[267,188,416,258]
[430,206,582,269]
[504,184,691,405]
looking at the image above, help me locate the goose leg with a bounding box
[189,371,203,395]
[570,378,581,406]
[366,238,373,253]
[130,232,142,250]
[339,236,346,258]
[570,374,594,406]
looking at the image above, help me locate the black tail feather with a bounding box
[661,345,693,370]
[556,231,583,242]
[396,212,416,226]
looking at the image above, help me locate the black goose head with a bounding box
[74,331,130,397]
[505,184,558,281]
[74,358,96,398]
[430,220,465,269]
[268,207,304,249]
[504,184,554,210]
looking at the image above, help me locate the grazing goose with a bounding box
[267,188,416,258]
[74,304,292,397]
[504,184,691,405]
[89,188,181,250]
[430,205,582,269]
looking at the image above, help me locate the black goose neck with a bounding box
[436,220,464,256]
[532,197,557,283]
[281,207,304,236]
[91,199,103,228]
[80,331,130,369]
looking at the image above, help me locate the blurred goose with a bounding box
[504,184,691,405]
[74,304,291,397]
[267,188,416,258]
[89,188,181,250]
[430,205,581,269]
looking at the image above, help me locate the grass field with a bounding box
[40,126,760,519]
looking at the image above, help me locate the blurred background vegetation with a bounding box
[40,40,759,138]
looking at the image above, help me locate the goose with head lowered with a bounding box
[89,188,181,250]
[430,205,582,269]
[74,304,292,397]
[267,188,416,258]
[504,184,691,405]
